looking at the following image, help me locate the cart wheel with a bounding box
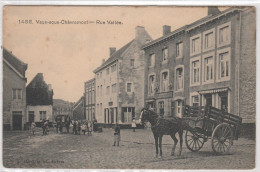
[185,130,205,152]
[211,123,233,155]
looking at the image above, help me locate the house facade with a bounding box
[94,26,152,126]
[143,7,255,125]
[84,78,96,121]
[3,48,28,130]
[26,73,54,123]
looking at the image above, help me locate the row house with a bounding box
[84,78,96,121]
[93,26,152,126]
[3,48,28,130]
[26,73,54,123]
[143,7,255,126]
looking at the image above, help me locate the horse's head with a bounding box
[139,108,150,124]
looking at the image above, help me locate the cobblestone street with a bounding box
[2,127,255,169]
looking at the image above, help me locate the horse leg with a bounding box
[170,134,178,156]
[159,135,163,158]
[154,135,159,158]
[178,130,183,156]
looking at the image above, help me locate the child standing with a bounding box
[132,118,137,132]
[31,122,36,136]
[81,122,87,135]
[113,124,120,147]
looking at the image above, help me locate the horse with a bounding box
[139,108,192,158]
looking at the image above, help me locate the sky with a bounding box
[3,6,227,102]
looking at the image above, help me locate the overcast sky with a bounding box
[3,6,227,102]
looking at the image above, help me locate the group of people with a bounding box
[72,120,92,136]
[30,119,49,136]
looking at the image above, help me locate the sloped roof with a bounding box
[143,7,240,49]
[3,47,27,77]
[26,73,53,105]
[93,39,134,73]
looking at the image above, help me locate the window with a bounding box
[149,54,155,67]
[12,89,22,100]
[106,68,110,75]
[176,42,183,58]
[100,85,103,96]
[126,83,132,92]
[176,67,184,91]
[203,53,214,83]
[100,72,102,78]
[190,57,201,86]
[112,84,117,93]
[190,93,200,107]
[130,59,135,67]
[158,101,164,116]
[111,64,117,72]
[176,100,183,118]
[217,48,231,82]
[218,22,231,47]
[162,48,168,62]
[40,111,47,120]
[148,74,155,95]
[86,92,89,104]
[97,73,99,80]
[190,34,201,56]
[203,28,215,52]
[92,90,95,103]
[161,71,169,92]
[106,86,110,95]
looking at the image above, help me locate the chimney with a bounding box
[109,47,116,56]
[208,6,221,16]
[48,84,52,91]
[135,26,145,39]
[163,25,171,36]
[37,73,44,81]
[102,58,106,64]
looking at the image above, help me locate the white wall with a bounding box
[27,105,53,122]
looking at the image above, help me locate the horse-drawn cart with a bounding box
[183,105,242,155]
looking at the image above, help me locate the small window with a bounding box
[149,54,155,67]
[112,84,117,93]
[191,95,199,107]
[176,100,183,118]
[40,111,47,120]
[161,71,169,92]
[176,67,184,90]
[12,89,22,100]
[130,59,135,67]
[127,83,132,92]
[176,42,183,58]
[190,58,200,86]
[219,52,229,78]
[190,34,201,56]
[158,101,164,116]
[204,32,214,49]
[162,48,168,61]
[106,68,110,75]
[106,86,110,95]
[148,75,155,95]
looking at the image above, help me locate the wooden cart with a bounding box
[183,105,242,155]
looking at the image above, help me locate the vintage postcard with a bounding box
[1,5,256,170]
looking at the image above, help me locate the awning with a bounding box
[198,87,230,94]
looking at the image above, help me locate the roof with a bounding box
[93,39,134,73]
[3,47,27,78]
[143,7,241,50]
[85,78,95,84]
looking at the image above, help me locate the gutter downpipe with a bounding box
[237,11,242,117]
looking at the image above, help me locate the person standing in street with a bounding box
[31,122,36,136]
[113,124,120,147]
[132,118,137,132]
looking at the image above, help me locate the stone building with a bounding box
[26,73,54,123]
[72,96,85,120]
[84,78,96,121]
[3,48,28,130]
[143,7,255,126]
[93,26,152,126]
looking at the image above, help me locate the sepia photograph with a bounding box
[1,5,256,170]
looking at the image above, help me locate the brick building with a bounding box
[143,7,255,126]
[72,96,85,120]
[3,48,28,130]
[94,26,152,126]
[26,73,54,123]
[84,78,96,121]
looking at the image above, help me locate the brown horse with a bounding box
[139,108,191,158]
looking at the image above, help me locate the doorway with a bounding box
[12,111,22,130]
